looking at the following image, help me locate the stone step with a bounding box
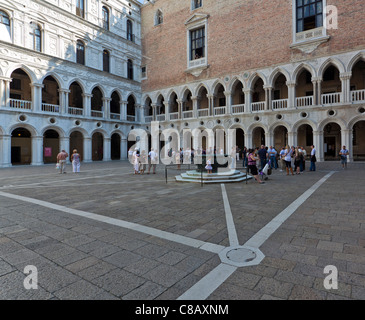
[175,175,252,184]
[175,169,253,184]
[180,172,247,181]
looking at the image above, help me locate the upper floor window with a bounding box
[0,10,11,42]
[155,10,163,25]
[141,66,147,79]
[192,0,203,10]
[190,27,205,60]
[0,10,10,26]
[296,0,323,32]
[127,19,134,42]
[127,59,133,80]
[76,0,85,18]
[102,6,109,30]
[30,23,42,52]
[76,40,85,65]
[103,50,110,72]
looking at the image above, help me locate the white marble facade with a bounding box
[0,0,143,167]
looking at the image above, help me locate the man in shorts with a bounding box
[339,145,349,169]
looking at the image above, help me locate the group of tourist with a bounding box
[131,148,158,174]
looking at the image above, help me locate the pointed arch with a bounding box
[292,63,316,82]
[318,58,345,79]
[269,67,291,87]
[347,51,365,73]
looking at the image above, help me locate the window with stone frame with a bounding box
[76,40,85,65]
[192,0,203,10]
[102,6,109,30]
[296,0,323,32]
[190,27,205,60]
[76,0,85,18]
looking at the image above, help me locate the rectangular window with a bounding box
[192,0,203,10]
[141,66,147,79]
[76,0,85,18]
[190,27,205,60]
[296,0,323,33]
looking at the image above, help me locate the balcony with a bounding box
[272,99,288,110]
[169,112,179,120]
[10,99,32,110]
[251,102,265,112]
[68,107,83,116]
[110,113,121,120]
[182,110,194,119]
[232,104,245,114]
[42,103,60,113]
[127,115,135,122]
[198,109,209,117]
[351,89,365,103]
[156,114,166,121]
[91,110,104,118]
[214,106,226,116]
[296,96,313,107]
[321,92,341,105]
[145,115,153,123]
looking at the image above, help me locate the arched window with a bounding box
[155,10,163,25]
[102,6,109,30]
[127,59,133,80]
[76,0,85,18]
[30,23,42,52]
[103,50,110,73]
[127,19,134,42]
[0,10,11,42]
[0,10,10,26]
[76,40,85,65]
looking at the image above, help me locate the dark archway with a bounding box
[111,133,121,160]
[11,128,31,165]
[92,132,104,161]
[43,129,59,163]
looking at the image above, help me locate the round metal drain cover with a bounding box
[226,248,256,263]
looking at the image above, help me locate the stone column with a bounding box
[341,129,352,162]
[151,104,157,121]
[243,89,252,113]
[224,91,232,114]
[1,134,12,167]
[288,131,297,148]
[83,137,92,163]
[313,130,324,162]
[191,96,198,118]
[207,94,214,116]
[164,101,170,121]
[120,100,127,121]
[102,97,111,119]
[340,72,352,104]
[58,88,70,114]
[265,132,274,148]
[176,99,182,120]
[31,136,44,166]
[286,81,296,109]
[120,138,127,160]
[245,133,252,149]
[31,83,44,112]
[2,78,11,108]
[263,86,273,111]
[83,93,92,117]
[0,78,4,107]
[103,137,111,161]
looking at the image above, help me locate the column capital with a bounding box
[311,77,322,83]
[339,72,352,81]
[0,76,12,82]
[286,80,296,87]
[82,93,93,98]
[263,85,273,90]
[243,88,253,94]
[30,83,44,88]
[102,97,112,102]
[58,88,71,94]
[223,91,231,96]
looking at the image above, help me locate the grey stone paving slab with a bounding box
[91,269,146,297]
[0,161,364,300]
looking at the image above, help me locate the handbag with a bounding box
[56,163,60,169]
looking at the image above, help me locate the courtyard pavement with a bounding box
[0,159,364,302]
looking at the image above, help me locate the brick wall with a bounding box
[141,0,365,92]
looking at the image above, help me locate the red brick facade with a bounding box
[141,0,365,92]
